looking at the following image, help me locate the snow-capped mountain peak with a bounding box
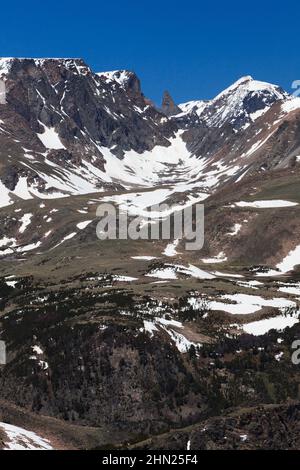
[175,75,288,130]
[213,75,286,102]
[198,76,289,129]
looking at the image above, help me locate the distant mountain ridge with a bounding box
[0,57,300,206]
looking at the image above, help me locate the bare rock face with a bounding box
[2,59,177,155]
[47,149,82,168]
[0,165,19,191]
[161,90,181,116]
[0,58,178,195]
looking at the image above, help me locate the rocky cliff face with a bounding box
[1,59,176,154]
[0,58,177,196]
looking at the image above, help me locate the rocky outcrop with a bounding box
[161,90,181,116]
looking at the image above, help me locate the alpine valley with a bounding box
[1,58,300,450]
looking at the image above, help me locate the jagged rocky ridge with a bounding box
[0,58,300,204]
[0,58,176,198]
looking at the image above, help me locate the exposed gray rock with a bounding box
[161,90,181,116]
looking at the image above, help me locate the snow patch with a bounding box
[243,312,299,335]
[0,422,53,450]
[37,123,65,150]
[235,200,298,208]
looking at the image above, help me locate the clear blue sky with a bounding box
[1,0,300,104]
